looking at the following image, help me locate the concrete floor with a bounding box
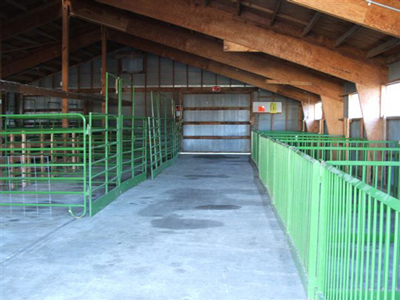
[0,155,306,300]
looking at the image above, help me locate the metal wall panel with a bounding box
[184,125,250,136]
[184,94,250,107]
[183,94,250,152]
[29,49,300,131]
[350,120,361,138]
[183,140,249,152]
[253,96,299,131]
[184,111,250,122]
[389,61,400,82]
[388,120,400,141]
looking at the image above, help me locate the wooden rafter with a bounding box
[109,31,320,103]
[287,0,400,37]
[1,2,62,41]
[236,0,242,16]
[335,25,362,48]
[270,0,282,27]
[70,0,343,100]
[2,28,101,78]
[301,12,321,37]
[62,1,70,125]
[223,41,258,52]
[226,0,308,27]
[367,38,400,58]
[94,0,386,85]
[0,79,103,103]
[6,0,28,12]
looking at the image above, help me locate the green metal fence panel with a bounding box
[0,114,88,217]
[148,92,181,179]
[0,73,152,217]
[252,131,400,300]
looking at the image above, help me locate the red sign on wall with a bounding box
[258,105,266,112]
[212,86,221,92]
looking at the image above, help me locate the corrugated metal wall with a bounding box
[23,48,302,149]
[253,90,300,131]
[183,94,251,152]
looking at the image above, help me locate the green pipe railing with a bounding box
[148,92,181,179]
[252,131,400,300]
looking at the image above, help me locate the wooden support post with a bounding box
[360,119,364,139]
[250,92,254,131]
[179,91,183,121]
[90,61,94,112]
[321,96,344,135]
[186,64,189,88]
[301,101,319,132]
[158,55,161,90]
[101,26,107,113]
[356,83,383,141]
[0,20,3,168]
[62,1,70,128]
[298,103,303,131]
[172,60,175,89]
[144,53,148,116]
[285,98,289,130]
[201,69,203,89]
[131,73,134,116]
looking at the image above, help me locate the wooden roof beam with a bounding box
[0,79,104,102]
[266,80,312,85]
[287,0,400,38]
[32,28,59,41]
[95,0,386,85]
[70,0,344,100]
[6,0,28,12]
[301,12,321,37]
[2,28,101,78]
[270,0,282,27]
[108,31,320,104]
[1,2,62,41]
[12,35,38,46]
[335,25,362,48]
[367,38,400,58]
[223,41,258,52]
[227,0,308,27]
[236,0,242,16]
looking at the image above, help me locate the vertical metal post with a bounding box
[131,84,135,178]
[164,98,167,160]
[117,78,122,186]
[307,161,322,299]
[157,93,162,165]
[61,1,69,128]
[88,113,93,215]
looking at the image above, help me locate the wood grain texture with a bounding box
[71,0,342,100]
[321,96,344,135]
[96,0,387,84]
[288,0,400,38]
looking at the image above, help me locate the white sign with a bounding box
[253,102,282,114]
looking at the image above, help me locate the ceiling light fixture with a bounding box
[365,0,400,13]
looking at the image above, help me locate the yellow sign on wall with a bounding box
[270,102,278,114]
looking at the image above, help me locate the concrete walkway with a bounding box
[0,155,306,300]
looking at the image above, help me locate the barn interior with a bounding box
[0,1,400,299]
